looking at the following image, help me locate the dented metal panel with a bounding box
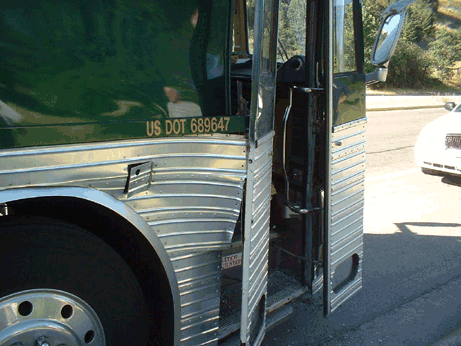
[0,134,247,346]
[172,251,223,346]
[325,121,365,313]
[241,131,273,345]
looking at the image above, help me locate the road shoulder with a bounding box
[322,276,461,346]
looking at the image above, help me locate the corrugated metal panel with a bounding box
[327,122,365,312]
[241,131,273,343]
[0,134,248,346]
[172,251,222,346]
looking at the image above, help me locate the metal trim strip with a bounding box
[0,186,182,342]
[332,117,367,133]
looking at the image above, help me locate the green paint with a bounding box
[0,116,248,149]
[0,0,233,149]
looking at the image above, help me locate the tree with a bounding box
[386,40,434,88]
[277,0,306,59]
[401,0,436,42]
[362,0,438,88]
[362,0,388,72]
[428,28,461,79]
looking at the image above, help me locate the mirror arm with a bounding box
[380,0,414,20]
[366,67,389,85]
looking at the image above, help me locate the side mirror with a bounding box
[366,0,414,84]
[371,13,405,67]
[445,102,456,112]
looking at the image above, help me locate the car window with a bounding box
[455,104,461,112]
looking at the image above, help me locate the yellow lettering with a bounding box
[204,118,210,132]
[191,118,197,133]
[165,120,173,135]
[211,117,218,132]
[154,120,162,136]
[146,121,154,137]
[173,119,181,134]
[218,118,224,131]
[180,119,187,134]
[197,118,204,132]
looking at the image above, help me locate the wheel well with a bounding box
[6,196,174,345]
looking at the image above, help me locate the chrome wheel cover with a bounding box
[0,289,105,346]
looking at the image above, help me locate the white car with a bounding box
[415,102,461,176]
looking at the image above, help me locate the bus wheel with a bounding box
[0,217,150,346]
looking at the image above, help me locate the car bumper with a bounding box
[416,149,461,175]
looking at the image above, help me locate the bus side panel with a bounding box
[327,119,365,312]
[241,131,274,345]
[0,0,235,149]
[0,135,247,345]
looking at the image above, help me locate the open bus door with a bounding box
[233,0,413,344]
[323,0,414,315]
[239,0,280,344]
[274,0,414,317]
[274,0,369,316]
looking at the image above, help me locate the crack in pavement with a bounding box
[368,145,415,154]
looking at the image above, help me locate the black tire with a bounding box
[0,217,150,345]
[421,167,443,176]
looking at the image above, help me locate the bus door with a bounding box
[274,0,366,315]
[324,0,366,315]
[239,0,279,344]
[324,0,414,315]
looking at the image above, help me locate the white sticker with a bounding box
[222,252,242,269]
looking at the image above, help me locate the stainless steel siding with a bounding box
[328,121,365,312]
[246,131,273,335]
[0,135,248,346]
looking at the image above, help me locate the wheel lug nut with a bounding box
[36,336,50,346]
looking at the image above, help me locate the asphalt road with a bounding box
[263,108,461,346]
[366,108,446,177]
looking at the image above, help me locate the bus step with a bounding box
[218,305,293,346]
[218,271,306,342]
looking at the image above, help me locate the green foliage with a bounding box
[402,0,437,42]
[268,0,457,89]
[362,0,386,72]
[362,0,436,44]
[363,0,441,88]
[335,2,357,72]
[428,27,461,79]
[385,40,435,88]
[278,0,306,59]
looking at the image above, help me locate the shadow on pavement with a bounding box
[395,222,461,232]
[441,175,461,187]
[263,224,461,346]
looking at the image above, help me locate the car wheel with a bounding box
[0,217,150,346]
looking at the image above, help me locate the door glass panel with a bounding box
[247,0,256,54]
[332,0,365,127]
[333,0,356,73]
[277,0,306,62]
[254,0,278,139]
